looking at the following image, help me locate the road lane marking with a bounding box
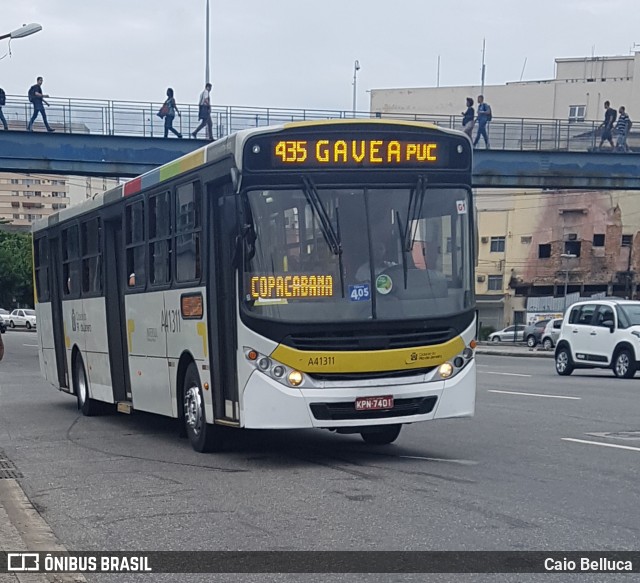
[398,455,478,465]
[488,389,580,400]
[562,438,640,453]
[22,344,38,347]
[480,371,532,377]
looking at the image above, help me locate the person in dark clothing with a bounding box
[192,83,213,140]
[27,77,54,132]
[473,94,491,149]
[461,97,474,139]
[599,100,617,150]
[162,88,182,139]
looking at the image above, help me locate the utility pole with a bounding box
[480,38,486,95]
[352,60,360,117]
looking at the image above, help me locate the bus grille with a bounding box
[307,367,436,382]
[309,396,437,421]
[283,328,454,351]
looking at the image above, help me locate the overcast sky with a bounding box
[1,0,638,111]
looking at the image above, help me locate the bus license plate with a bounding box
[355,396,394,411]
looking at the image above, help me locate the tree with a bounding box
[0,231,34,308]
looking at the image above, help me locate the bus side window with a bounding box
[62,225,80,297]
[175,181,202,283]
[126,201,146,288]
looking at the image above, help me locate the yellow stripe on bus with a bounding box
[271,336,465,374]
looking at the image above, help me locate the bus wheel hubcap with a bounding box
[185,387,202,436]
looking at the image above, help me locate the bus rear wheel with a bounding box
[75,355,100,416]
[360,424,401,445]
[183,362,224,453]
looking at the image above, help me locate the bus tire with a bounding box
[183,362,224,453]
[360,424,401,445]
[75,354,100,416]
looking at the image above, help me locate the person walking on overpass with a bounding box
[473,94,491,149]
[27,76,54,132]
[615,106,632,152]
[598,100,617,150]
[0,87,8,130]
[461,97,475,139]
[162,88,182,139]
[192,83,213,140]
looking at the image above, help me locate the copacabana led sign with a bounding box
[248,275,334,300]
[244,128,471,171]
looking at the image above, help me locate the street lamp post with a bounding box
[0,23,42,42]
[205,0,210,85]
[561,253,577,313]
[352,60,360,117]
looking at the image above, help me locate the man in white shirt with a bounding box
[192,83,213,140]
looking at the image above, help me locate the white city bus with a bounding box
[33,120,477,452]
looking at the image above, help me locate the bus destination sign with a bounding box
[244,129,470,171]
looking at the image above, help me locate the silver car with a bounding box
[540,318,563,350]
[488,325,525,342]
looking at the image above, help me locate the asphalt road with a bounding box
[1,330,639,582]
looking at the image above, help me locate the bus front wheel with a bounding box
[183,362,224,453]
[75,355,100,416]
[360,424,401,445]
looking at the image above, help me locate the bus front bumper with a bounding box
[241,360,476,429]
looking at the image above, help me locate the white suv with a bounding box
[555,299,640,378]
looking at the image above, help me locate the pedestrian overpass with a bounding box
[0,131,639,189]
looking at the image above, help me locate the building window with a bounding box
[593,234,605,247]
[520,236,532,244]
[488,275,503,291]
[564,241,581,257]
[538,244,551,258]
[490,236,505,253]
[10,179,20,184]
[622,234,633,247]
[568,105,586,122]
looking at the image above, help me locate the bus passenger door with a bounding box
[49,235,68,388]
[103,216,131,403]
[207,181,239,422]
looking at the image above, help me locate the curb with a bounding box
[476,348,554,358]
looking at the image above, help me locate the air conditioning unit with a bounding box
[477,275,486,283]
[480,237,489,244]
[566,233,578,241]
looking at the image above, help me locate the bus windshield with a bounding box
[243,186,473,323]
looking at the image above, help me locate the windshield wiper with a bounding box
[301,176,345,298]
[301,176,341,256]
[403,175,426,253]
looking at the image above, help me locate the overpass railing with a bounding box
[0,93,632,152]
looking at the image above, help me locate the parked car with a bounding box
[555,299,640,378]
[524,319,551,347]
[488,325,525,342]
[0,315,5,334]
[540,318,563,350]
[8,308,37,329]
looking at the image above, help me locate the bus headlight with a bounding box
[437,342,475,381]
[288,370,303,386]
[438,363,454,378]
[244,347,306,387]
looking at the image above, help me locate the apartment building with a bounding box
[0,173,70,230]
